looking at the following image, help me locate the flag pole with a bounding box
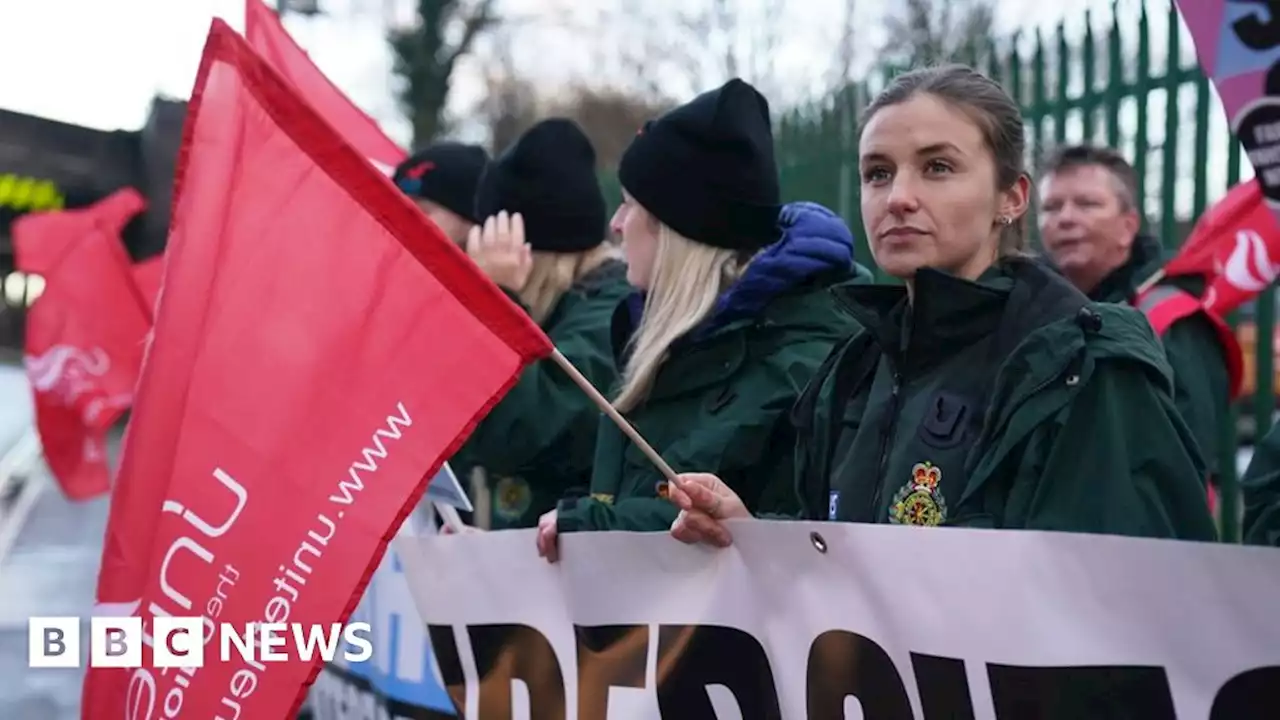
[548,350,681,484]
[1135,268,1166,295]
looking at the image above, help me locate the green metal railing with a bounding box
[774,4,1233,254]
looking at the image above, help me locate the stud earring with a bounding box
[996,215,1012,226]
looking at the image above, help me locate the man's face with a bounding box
[1038,164,1140,286]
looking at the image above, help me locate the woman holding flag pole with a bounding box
[534,78,870,561]
[666,65,1218,545]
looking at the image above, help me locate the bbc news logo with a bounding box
[28,617,373,668]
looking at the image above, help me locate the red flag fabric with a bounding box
[1164,179,1280,316]
[83,19,550,719]
[244,0,406,175]
[129,255,164,322]
[13,188,151,500]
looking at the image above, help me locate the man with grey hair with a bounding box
[1038,144,1236,504]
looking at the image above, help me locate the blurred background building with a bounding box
[0,99,185,353]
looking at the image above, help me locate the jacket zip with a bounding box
[869,368,903,521]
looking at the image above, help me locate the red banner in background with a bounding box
[13,188,151,500]
[244,0,406,174]
[1164,180,1280,317]
[83,20,550,719]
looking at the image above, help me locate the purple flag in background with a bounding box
[1178,0,1280,214]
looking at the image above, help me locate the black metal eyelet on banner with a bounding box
[810,531,828,554]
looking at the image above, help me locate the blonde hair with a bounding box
[518,243,620,325]
[613,224,751,413]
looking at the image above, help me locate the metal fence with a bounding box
[769,0,1265,541]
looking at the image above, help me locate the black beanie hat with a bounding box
[393,142,490,224]
[618,78,781,251]
[473,118,607,254]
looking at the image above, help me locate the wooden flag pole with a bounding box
[1135,268,1166,296]
[548,349,680,485]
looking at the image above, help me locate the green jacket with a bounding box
[1089,234,1230,478]
[793,258,1217,540]
[450,259,631,528]
[1242,421,1280,546]
[557,203,869,533]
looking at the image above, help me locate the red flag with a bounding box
[1164,179,1280,316]
[83,19,551,719]
[13,188,151,500]
[244,0,406,175]
[130,255,164,322]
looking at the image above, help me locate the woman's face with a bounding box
[611,192,660,289]
[858,93,1025,283]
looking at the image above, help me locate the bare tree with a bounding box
[388,0,499,148]
[881,0,995,69]
[827,0,861,220]
[660,0,787,100]
[481,81,541,155]
[477,67,674,169]
[828,0,859,91]
[713,0,739,79]
[595,0,690,102]
[746,0,784,99]
[475,35,542,154]
[548,87,675,169]
[471,0,832,148]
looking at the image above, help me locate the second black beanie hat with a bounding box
[617,78,781,251]
[473,118,607,253]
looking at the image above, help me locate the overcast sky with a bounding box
[0,0,1148,148]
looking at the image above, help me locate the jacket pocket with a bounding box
[917,390,976,450]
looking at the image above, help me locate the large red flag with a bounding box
[13,188,151,500]
[244,0,406,175]
[83,19,551,719]
[129,255,164,322]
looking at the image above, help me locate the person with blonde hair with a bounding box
[667,65,1216,551]
[536,78,868,561]
[456,118,631,529]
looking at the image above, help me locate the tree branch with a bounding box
[828,0,858,91]
[445,0,499,71]
[881,0,995,67]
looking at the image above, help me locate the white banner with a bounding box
[304,498,458,719]
[394,521,1280,719]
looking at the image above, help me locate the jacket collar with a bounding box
[832,264,1013,374]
